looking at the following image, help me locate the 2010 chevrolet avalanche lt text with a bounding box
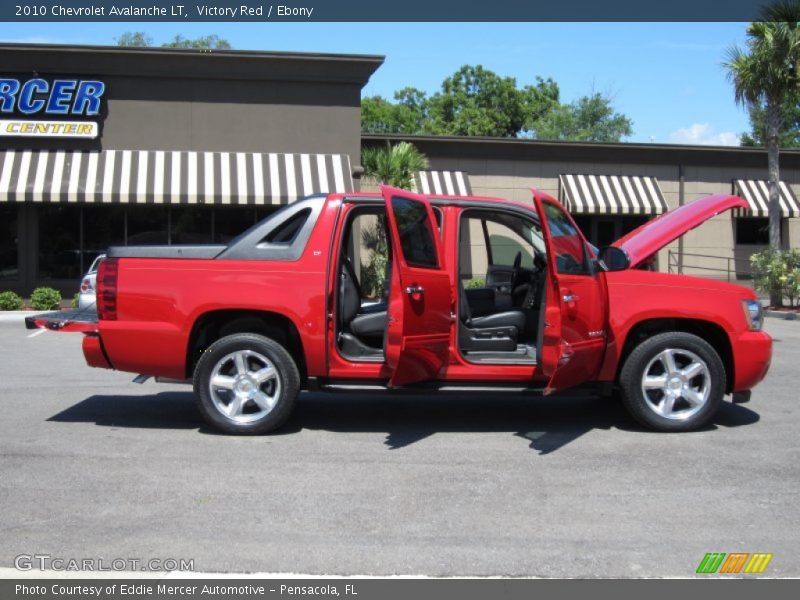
[28,186,773,434]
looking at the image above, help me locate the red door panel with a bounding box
[381,185,452,387]
[533,191,608,394]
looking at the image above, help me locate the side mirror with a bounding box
[598,246,630,272]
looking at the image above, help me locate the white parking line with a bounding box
[27,329,47,338]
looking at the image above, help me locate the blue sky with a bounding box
[1,21,752,145]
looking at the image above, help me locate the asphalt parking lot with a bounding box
[0,318,798,578]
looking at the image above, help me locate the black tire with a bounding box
[193,333,300,435]
[618,331,725,432]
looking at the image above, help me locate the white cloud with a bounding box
[668,123,740,146]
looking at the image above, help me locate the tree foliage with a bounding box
[115,32,232,50]
[361,64,633,142]
[162,34,232,50]
[741,97,800,147]
[359,142,430,298]
[527,92,633,142]
[724,0,800,262]
[115,32,152,47]
[361,141,429,189]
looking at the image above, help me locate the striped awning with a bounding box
[413,170,472,196]
[732,179,800,218]
[559,174,668,215]
[0,150,353,204]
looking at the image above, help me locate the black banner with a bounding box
[3,579,800,600]
[0,0,775,22]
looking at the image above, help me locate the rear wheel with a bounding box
[619,331,725,432]
[193,333,300,434]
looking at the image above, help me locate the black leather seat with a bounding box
[460,285,526,331]
[469,310,526,331]
[339,258,388,339]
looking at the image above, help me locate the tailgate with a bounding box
[25,308,99,333]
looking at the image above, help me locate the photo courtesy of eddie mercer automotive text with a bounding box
[28,185,772,436]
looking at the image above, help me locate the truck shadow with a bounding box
[48,391,761,454]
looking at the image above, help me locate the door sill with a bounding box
[461,343,537,365]
[313,378,545,394]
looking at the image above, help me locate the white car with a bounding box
[77,254,105,310]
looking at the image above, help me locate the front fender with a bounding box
[598,270,751,382]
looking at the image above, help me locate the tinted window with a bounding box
[391,196,438,268]
[38,205,81,279]
[215,207,258,243]
[265,208,311,244]
[736,217,770,245]
[171,207,213,244]
[0,205,19,280]
[542,203,590,275]
[127,206,168,245]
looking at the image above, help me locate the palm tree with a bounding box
[358,142,429,297]
[361,141,429,189]
[724,2,800,264]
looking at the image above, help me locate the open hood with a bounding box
[613,194,748,267]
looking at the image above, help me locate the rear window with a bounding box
[264,208,311,244]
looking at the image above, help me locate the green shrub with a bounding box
[359,216,390,299]
[71,292,80,309]
[30,287,62,311]
[464,278,486,289]
[0,291,24,311]
[750,248,800,307]
[360,251,388,299]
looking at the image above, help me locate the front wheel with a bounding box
[618,332,725,432]
[193,333,300,434]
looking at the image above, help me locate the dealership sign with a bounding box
[0,78,105,139]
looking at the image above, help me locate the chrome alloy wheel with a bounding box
[208,350,281,423]
[640,348,711,421]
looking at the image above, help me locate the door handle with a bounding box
[406,285,425,295]
[562,293,578,303]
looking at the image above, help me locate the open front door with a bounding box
[533,191,608,394]
[381,185,452,387]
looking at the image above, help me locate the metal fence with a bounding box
[667,250,753,283]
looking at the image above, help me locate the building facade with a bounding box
[3,42,800,297]
[0,44,382,294]
[363,134,800,281]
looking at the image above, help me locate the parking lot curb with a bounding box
[764,309,799,320]
[0,312,34,323]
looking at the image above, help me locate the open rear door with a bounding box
[381,185,452,387]
[533,191,608,394]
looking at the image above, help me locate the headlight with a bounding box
[742,299,763,331]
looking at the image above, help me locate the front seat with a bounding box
[460,285,526,331]
[458,285,527,352]
[340,257,387,339]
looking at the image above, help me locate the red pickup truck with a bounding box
[29,186,772,434]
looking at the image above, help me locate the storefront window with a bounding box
[215,207,258,243]
[735,217,770,245]
[172,207,213,244]
[572,215,649,248]
[38,205,82,280]
[0,205,19,280]
[127,206,168,245]
[83,206,125,265]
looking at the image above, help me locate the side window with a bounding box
[459,216,490,282]
[542,203,591,275]
[459,211,545,285]
[486,221,535,268]
[391,197,439,269]
[264,208,311,244]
